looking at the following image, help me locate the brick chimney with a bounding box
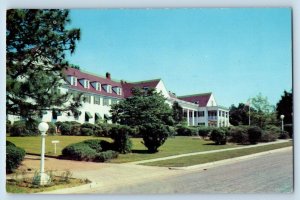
[106,72,111,80]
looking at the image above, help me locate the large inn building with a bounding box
[9,67,230,127]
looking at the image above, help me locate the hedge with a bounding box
[10,120,40,136]
[210,128,228,145]
[175,125,198,136]
[6,142,26,173]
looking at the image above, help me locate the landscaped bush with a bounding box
[110,125,133,153]
[62,142,97,161]
[247,126,262,144]
[260,125,280,142]
[6,142,26,173]
[61,139,118,162]
[70,122,81,136]
[278,131,290,139]
[198,127,213,140]
[94,123,114,137]
[210,128,228,145]
[99,140,114,151]
[81,128,93,136]
[166,126,177,137]
[94,150,119,162]
[59,122,72,135]
[6,120,12,133]
[284,124,293,138]
[175,125,198,136]
[10,120,40,136]
[140,123,170,153]
[228,126,248,144]
[47,122,57,135]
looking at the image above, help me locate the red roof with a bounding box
[122,79,161,98]
[64,68,124,98]
[178,93,212,107]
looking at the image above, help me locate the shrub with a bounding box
[47,122,57,135]
[228,126,248,144]
[6,120,12,133]
[247,126,262,144]
[6,141,16,147]
[81,128,93,136]
[71,123,81,136]
[10,120,40,136]
[94,150,119,162]
[93,125,103,137]
[210,128,228,145]
[278,131,289,139]
[166,126,177,137]
[99,140,114,151]
[94,123,114,137]
[82,139,103,152]
[6,142,26,173]
[141,123,169,153]
[176,125,198,136]
[81,123,96,130]
[59,122,72,135]
[61,142,97,161]
[110,125,133,153]
[260,125,280,142]
[198,127,213,139]
[284,124,293,138]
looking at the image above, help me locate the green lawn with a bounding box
[7,136,239,162]
[142,141,293,167]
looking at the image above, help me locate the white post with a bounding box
[37,122,50,185]
[186,109,189,126]
[280,115,285,133]
[192,110,195,126]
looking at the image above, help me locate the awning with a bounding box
[104,114,109,119]
[85,112,93,118]
[95,112,101,119]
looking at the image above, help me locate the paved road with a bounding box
[88,148,293,194]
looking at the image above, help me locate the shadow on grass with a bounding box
[131,149,150,154]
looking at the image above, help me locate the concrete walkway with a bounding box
[127,139,291,164]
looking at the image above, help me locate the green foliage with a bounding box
[6,120,12,133]
[228,126,249,144]
[210,128,228,145]
[6,9,81,119]
[10,120,40,136]
[6,140,16,147]
[140,123,170,153]
[6,142,26,173]
[94,150,119,162]
[94,123,114,137]
[260,125,280,142]
[110,88,173,126]
[276,90,293,124]
[47,122,56,135]
[284,124,293,138]
[172,101,184,124]
[109,125,133,153]
[80,128,93,136]
[198,127,213,139]
[247,126,262,144]
[229,103,252,126]
[61,139,118,162]
[175,124,198,136]
[59,123,71,135]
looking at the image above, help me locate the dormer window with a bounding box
[68,76,77,86]
[91,82,101,91]
[79,79,90,89]
[103,84,112,93]
[113,86,122,95]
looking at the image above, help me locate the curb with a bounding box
[40,182,97,194]
[169,146,293,171]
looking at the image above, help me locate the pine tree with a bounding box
[6,9,82,120]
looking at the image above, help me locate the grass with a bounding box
[7,136,239,162]
[142,141,293,167]
[6,177,90,193]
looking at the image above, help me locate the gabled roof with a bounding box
[64,67,123,98]
[121,79,161,98]
[178,93,212,107]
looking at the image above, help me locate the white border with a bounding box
[0,1,298,200]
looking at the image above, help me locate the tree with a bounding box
[229,103,253,126]
[110,88,173,127]
[110,88,173,152]
[276,90,293,124]
[249,93,277,128]
[172,101,184,124]
[6,9,81,120]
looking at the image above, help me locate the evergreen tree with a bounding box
[6,9,82,120]
[172,101,184,124]
[276,90,293,124]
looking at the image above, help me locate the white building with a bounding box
[9,67,230,127]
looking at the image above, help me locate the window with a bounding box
[84,80,90,89]
[225,112,228,118]
[103,98,110,106]
[198,123,205,126]
[222,111,225,117]
[83,95,91,103]
[94,95,101,105]
[94,82,101,91]
[198,111,205,117]
[219,111,222,116]
[111,99,118,105]
[69,76,77,86]
[103,85,112,93]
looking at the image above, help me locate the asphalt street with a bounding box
[90,148,293,194]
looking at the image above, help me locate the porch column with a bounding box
[192,110,195,126]
[186,109,190,126]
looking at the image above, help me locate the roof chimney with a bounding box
[106,72,111,80]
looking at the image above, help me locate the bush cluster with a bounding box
[175,125,198,136]
[228,126,248,144]
[61,139,118,162]
[198,127,214,139]
[10,120,40,136]
[210,128,228,145]
[260,125,280,142]
[6,141,26,173]
[110,125,133,153]
[284,124,293,138]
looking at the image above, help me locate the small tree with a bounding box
[172,101,184,124]
[247,126,262,144]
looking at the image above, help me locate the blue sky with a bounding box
[66,8,292,108]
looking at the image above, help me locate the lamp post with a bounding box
[37,121,50,185]
[280,115,285,134]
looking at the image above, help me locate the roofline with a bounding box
[177,92,212,98]
[126,78,161,84]
[69,67,121,83]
